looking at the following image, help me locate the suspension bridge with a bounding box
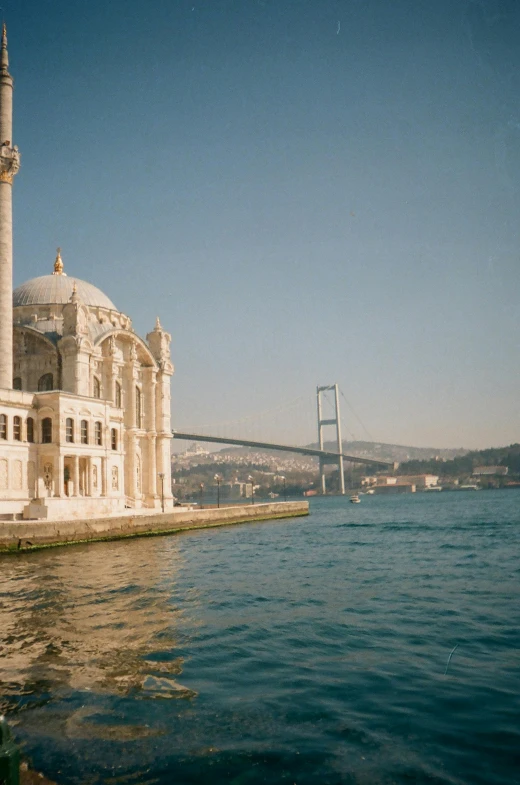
[172,384,395,495]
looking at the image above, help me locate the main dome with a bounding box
[13,275,118,311]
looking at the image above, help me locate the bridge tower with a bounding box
[316,384,345,495]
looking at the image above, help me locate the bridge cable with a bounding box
[339,389,374,442]
[179,395,308,436]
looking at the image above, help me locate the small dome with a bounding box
[13,275,118,311]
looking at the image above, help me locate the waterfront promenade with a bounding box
[0,500,309,551]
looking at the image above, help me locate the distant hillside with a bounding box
[216,440,468,464]
[310,441,468,464]
[399,443,520,477]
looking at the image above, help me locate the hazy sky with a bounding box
[7,0,520,449]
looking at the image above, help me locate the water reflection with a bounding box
[0,538,196,717]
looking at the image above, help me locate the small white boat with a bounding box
[350,494,360,504]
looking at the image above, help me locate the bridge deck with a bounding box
[171,432,393,468]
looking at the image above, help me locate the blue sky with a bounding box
[7,0,520,449]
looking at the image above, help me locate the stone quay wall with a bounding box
[0,501,309,552]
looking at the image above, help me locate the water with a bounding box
[1,491,519,785]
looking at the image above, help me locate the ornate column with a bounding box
[101,457,106,497]
[154,368,174,502]
[103,336,123,405]
[146,318,174,506]
[123,341,140,503]
[73,455,80,497]
[56,455,64,497]
[142,366,157,505]
[59,277,92,395]
[87,457,92,496]
[127,344,139,428]
[0,25,20,389]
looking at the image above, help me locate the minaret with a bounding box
[0,24,20,389]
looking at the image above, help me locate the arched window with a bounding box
[93,377,101,398]
[115,381,122,408]
[38,373,53,392]
[13,416,21,441]
[135,386,142,427]
[27,417,34,443]
[13,377,22,390]
[42,417,52,443]
[81,420,88,444]
[95,421,103,446]
[66,418,74,443]
[111,428,118,451]
[0,414,7,440]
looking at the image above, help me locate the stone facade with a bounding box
[0,28,175,520]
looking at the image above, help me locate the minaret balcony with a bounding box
[0,144,20,183]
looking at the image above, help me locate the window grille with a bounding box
[42,418,52,443]
[38,373,53,391]
[136,387,142,426]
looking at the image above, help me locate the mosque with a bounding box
[0,26,174,519]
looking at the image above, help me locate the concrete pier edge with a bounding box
[0,500,309,552]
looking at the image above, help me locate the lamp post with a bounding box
[280,475,287,502]
[214,474,221,508]
[248,475,254,505]
[200,482,204,509]
[158,472,165,513]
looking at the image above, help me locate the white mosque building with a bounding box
[0,26,174,520]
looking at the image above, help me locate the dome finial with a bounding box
[53,247,65,276]
[155,316,162,330]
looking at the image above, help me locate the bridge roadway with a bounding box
[171,431,394,468]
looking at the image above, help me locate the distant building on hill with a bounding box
[472,466,508,477]
[397,474,439,488]
[373,482,415,494]
[361,473,439,491]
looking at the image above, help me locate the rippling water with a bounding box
[1,491,519,785]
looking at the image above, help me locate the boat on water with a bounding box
[350,494,361,504]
